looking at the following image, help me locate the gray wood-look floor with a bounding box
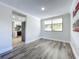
[0,38,75,59]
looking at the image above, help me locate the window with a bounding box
[44,20,52,31]
[44,18,63,31]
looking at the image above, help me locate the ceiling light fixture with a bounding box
[41,7,45,11]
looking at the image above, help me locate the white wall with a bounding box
[40,13,71,42]
[0,4,12,54]
[0,3,41,54]
[26,16,40,43]
[70,0,79,59]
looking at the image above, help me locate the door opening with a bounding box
[12,11,26,48]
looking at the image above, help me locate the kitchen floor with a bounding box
[12,36,24,48]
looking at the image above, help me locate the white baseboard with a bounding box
[25,37,40,44]
[0,47,12,54]
[40,37,70,43]
[70,42,79,59]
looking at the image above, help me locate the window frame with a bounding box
[43,17,63,32]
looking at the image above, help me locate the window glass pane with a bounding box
[52,18,63,31]
[45,25,52,31]
[44,20,52,24]
[52,23,62,31]
[52,18,62,24]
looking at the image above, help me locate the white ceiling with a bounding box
[0,0,74,19]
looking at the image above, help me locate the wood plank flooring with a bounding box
[0,38,75,59]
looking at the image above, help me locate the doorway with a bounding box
[12,11,26,48]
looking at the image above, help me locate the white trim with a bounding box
[25,37,40,44]
[70,42,79,59]
[0,47,12,54]
[40,37,70,43]
[26,39,37,44]
[0,1,40,20]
